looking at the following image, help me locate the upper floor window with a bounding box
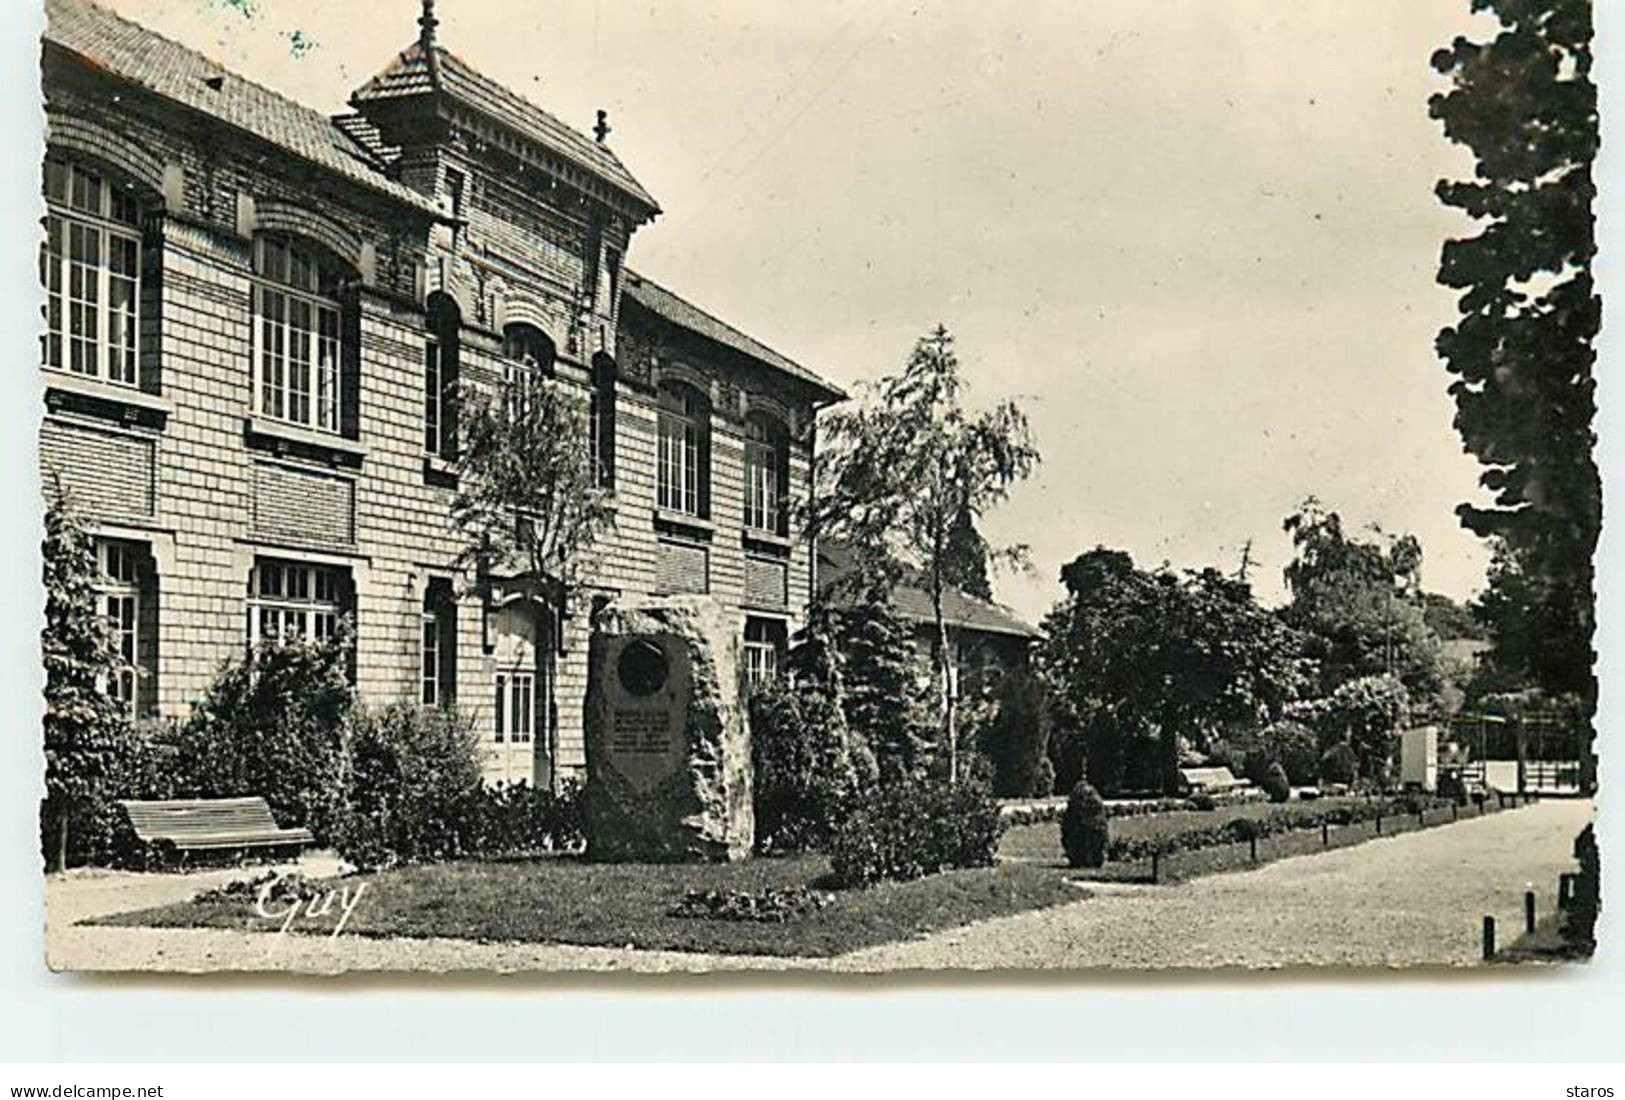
[657,380,710,518]
[252,236,349,434]
[424,293,460,459]
[501,322,554,417]
[590,353,617,488]
[247,558,346,647]
[744,412,790,536]
[40,158,144,385]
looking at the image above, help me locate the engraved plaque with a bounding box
[602,634,689,793]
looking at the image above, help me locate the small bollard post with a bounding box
[1151,851,1160,885]
[1525,890,1537,934]
[1483,915,1496,961]
[1375,813,1382,835]
[1249,835,1257,862]
[1451,803,1458,822]
[1417,809,1425,828]
[1322,820,1329,847]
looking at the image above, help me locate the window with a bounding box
[493,671,535,744]
[657,381,710,517]
[501,323,554,417]
[744,617,786,690]
[247,559,345,646]
[41,158,143,385]
[424,339,443,455]
[97,541,142,713]
[590,353,617,487]
[744,413,790,536]
[252,236,347,433]
[424,294,460,459]
[421,579,456,706]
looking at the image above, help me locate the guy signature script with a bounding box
[253,880,369,938]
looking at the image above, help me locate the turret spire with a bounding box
[418,0,439,51]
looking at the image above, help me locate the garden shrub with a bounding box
[1060,781,1109,868]
[470,779,584,857]
[1320,742,1358,786]
[749,678,861,854]
[335,704,485,871]
[169,630,355,844]
[1262,762,1291,803]
[976,666,1057,798]
[1436,769,1467,805]
[1187,792,1217,812]
[827,775,1003,887]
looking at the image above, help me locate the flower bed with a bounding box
[1106,794,1458,862]
[999,787,1267,827]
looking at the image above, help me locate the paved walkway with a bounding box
[44,799,1592,975]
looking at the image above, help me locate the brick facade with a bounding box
[39,0,842,788]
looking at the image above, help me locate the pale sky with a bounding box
[98,0,1500,624]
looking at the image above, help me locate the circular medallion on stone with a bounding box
[617,638,669,697]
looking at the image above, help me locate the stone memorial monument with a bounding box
[582,594,754,861]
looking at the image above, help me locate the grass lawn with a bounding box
[100,853,1086,958]
[999,796,1516,883]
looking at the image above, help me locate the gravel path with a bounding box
[45,799,1591,974]
[835,797,1595,972]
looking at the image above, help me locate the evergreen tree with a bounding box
[41,490,133,870]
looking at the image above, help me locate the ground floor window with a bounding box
[421,579,456,706]
[744,616,788,690]
[494,671,535,744]
[247,558,347,647]
[96,540,145,714]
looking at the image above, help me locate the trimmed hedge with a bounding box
[828,776,1004,887]
[1106,795,1457,863]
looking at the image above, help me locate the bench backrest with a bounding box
[1180,766,1243,792]
[119,797,283,840]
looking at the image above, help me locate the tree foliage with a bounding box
[1280,498,1450,715]
[1039,547,1308,795]
[1431,1,1599,710]
[450,377,615,600]
[808,326,1038,781]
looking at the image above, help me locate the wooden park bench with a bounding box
[119,797,314,867]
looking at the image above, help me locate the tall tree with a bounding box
[808,326,1039,782]
[1040,548,1307,795]
[1280,498,1449,715]
[1430,1,1599,712]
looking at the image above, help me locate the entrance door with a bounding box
[489,601,552,785]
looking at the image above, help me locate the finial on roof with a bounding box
[594,109,611,144]
[419,0,439,50]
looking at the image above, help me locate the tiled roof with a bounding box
[43,0,438,215]
[351,41,658,215]
[621,271,846,400]
[817,541,1040,640]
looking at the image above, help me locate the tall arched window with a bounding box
[251,235,351,433]
[657,380,710,518]
[424,292,460,459]
[590,352,617,488]
[743,411,790,537]
[501,322,554,416]
[40,156,149,386]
